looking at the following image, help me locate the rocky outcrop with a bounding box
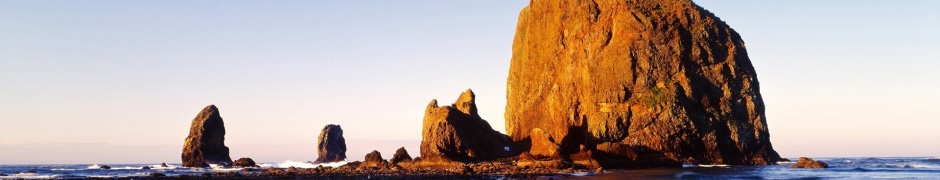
[790,157,828,168]
[314,124,347,163]
[182,105,233,167]
[390,147,413,164]
[363,150,389,167]
[421,89,516,163]
[233,157,257,167]
[505,0,781,168]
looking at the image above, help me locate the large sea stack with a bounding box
[314,124,347,163]
[421,89,515,163]
[181,105,233,167]
[505,0,781,168]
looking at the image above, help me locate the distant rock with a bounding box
[364,150,388,167]
[181,105,233,167]
[314,124,347,163]
[233,157,257,167]
[99,165,111,170]
[390,147,413,164]
[420,89,516,163]
[141,166,151,170]
[505,0,782,167]
[160,162,169,167]
[790,157,828,168]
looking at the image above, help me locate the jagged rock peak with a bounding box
[420,89,516,163]
[181,104,233,167]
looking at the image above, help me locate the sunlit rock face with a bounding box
[505,0,781,168]
[420,89,516,163]
[182,105,233,167]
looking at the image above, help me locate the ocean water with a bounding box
[589,157,940,179]
[0,160,346,179]
[1,157,938,179]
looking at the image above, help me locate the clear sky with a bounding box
[1,0,937,164]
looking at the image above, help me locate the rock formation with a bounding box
[790,157,828,168]
[233,157,257,167]
[390,147,413,164]
[363,150,388,167]
[505,0,781,167]
[314,124,347,163]
[421,89,516,163]
[182,105,233,167]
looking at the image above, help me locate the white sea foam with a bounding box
[86,164,101,169]
[569,172,593,176]
[682,164,729,168]
[275,160,347,168]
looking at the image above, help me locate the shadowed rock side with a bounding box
[390,147,413,164]
[505,0,781,168]
[363,150,389,168]
[182,105,233,167]
[314,124,347,163]
[421,89,516,163]
[233,157,257,167]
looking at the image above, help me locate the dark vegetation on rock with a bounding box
[314,124,347,163]
[181,105,233,167]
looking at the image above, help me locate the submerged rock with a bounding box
[505,0,781,167]
[420,89,515,163]
[314,124,347,163]
[181,105,233,167]
[233,157,257,167]
[390,147,413,164]
[790,157,828,168]
[99,165,111,170]
[142,166,151,170]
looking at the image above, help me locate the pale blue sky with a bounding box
[1,1,937,164]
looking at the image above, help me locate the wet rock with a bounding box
[99,165,111,170]
[505,0,782,167]
[161,162,169,167]
[181,105,233,167]
[233,157,257,167]
[790,157,828,168]
[390,147,413,164]
[141,166,151,170]
[314,124,347,163]
[149,173,166,177]
[420,89,515,163]
[0,173,6,176]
